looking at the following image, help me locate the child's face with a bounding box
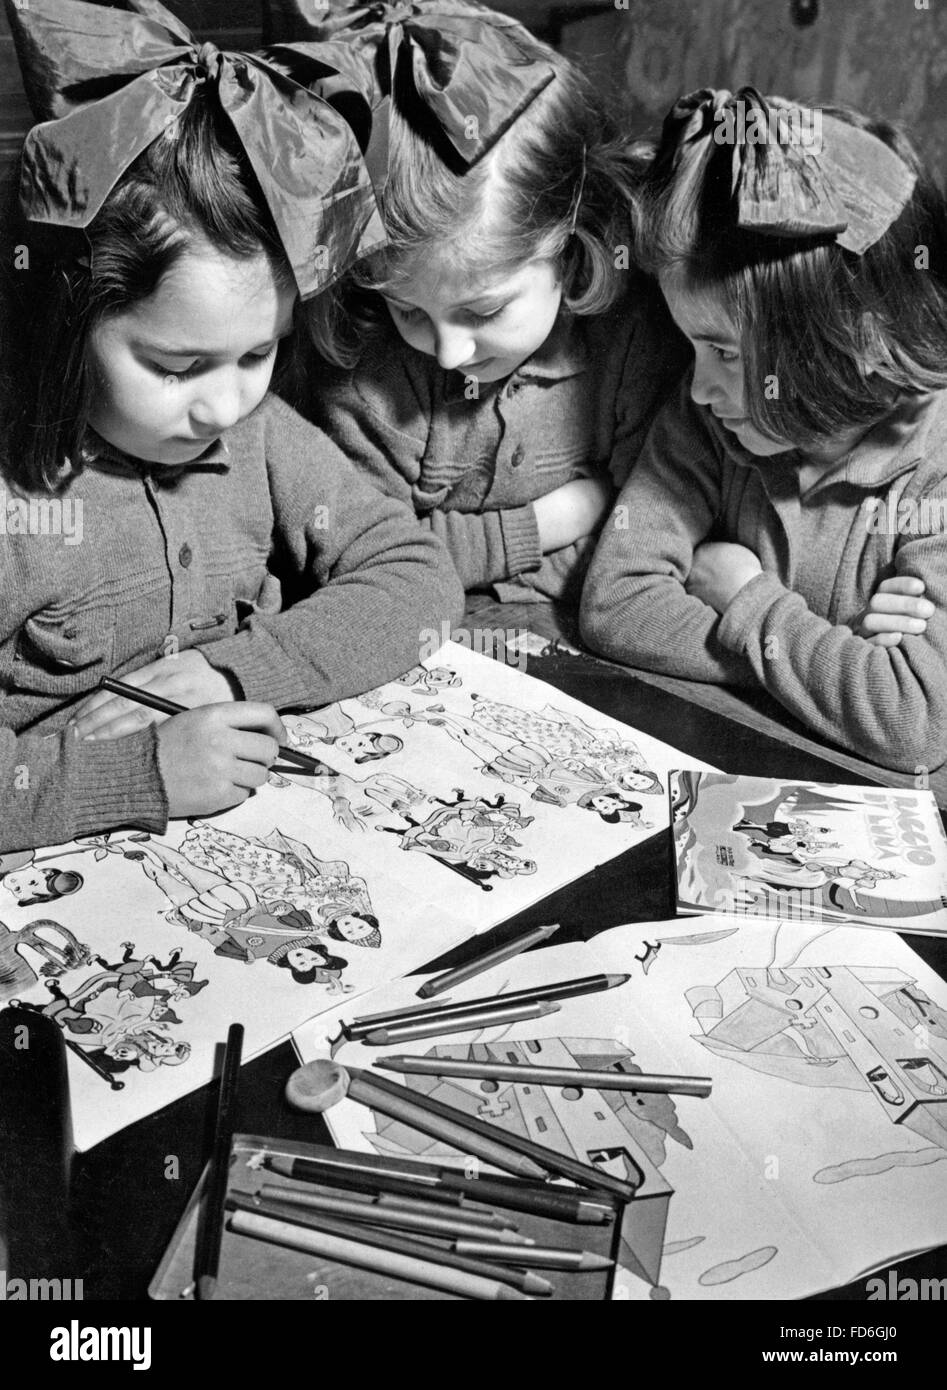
[336,732,377,759]
[380,257,562,381]
[331,914,374,942]
[659,272,790,458]
[87,242,295,465]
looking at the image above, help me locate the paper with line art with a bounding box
[1,642,711,1149]
[294,915,947,1300]
[672,770,947,936]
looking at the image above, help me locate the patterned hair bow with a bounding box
[3,0,388,296]
[280,1,557,189]
[662,86,916,255]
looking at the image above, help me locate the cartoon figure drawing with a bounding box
[134,824,377,978]
[0,918,93,1002]
[291,707,404,764]
[381,792,538,888]
[466,697,665,798]
[356,693,663,818]
[389,664,462,696]
[10,942,206,1088]
[0,849,84,907]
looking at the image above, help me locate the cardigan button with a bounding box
[511,445,526,468]
[178,543,193,568]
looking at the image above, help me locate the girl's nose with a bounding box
[689,357,718,408]
[189,370,244,433]
[433,323,477,373]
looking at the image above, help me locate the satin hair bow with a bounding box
[663,86,916,255]
[4,0,387,296]
[285,0,556,183]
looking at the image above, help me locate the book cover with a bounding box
[671,771,947,936]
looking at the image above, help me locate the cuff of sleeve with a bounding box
[716,571,786,652]
[71,726,168,836]
[203,625,322,708]
[499,505,543,577]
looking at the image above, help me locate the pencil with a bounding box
[346,973,630,1036]
[417,922,560,998]
[452,1240,614,1272]
[358,1069,638,1202]
[377,1056,713,1097]
[195,1022,243,1301]
[227,1204,541,1299]
[262,1150,613,1223]
[99,678,333,774]
[346,1069,549,1181]
[256,1185,532,1243]
[361,1000,560,1046]
[437,1172,614,1225]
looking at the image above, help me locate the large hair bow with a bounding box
[283,1,556,184]
[4,0,387,296]
[662,86,916,255]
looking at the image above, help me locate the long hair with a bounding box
[0,92,294,493]
[634,96,947,449]
[306,45,646,366]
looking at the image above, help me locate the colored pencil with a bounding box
[256,1185,531,1243]
[452,1241,614,1272]
[99,678,333,774]
[227,1202,543,1299]
[262,1150,613,1223]
[361,1000,560,1046]
[417,923,560,998]
[377,1056,713,1097]
[345,1068,549,1181]
[345,973,629,1036]
[359,1068,638,1201]
[194,1022,243,1301]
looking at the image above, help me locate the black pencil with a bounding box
[99,678,334,774]
[195,1022,244,1300]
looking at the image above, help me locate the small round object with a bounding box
[285,1059,350,1113]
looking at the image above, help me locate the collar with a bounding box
[706,388,947,494]
[78,429,232,473]
[442,310,588,403]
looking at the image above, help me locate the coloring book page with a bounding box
[294,916,947,1300]
[672,771,947,936]
[0,643,711,1150]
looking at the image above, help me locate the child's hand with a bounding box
[71,650,239,741]
[533,477,612,553]
[855,576,934,647]
[157,705,286,818]
[686,541,763,613]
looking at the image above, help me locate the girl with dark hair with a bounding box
[0,0,461,854]
[583,89,947,772]
[298,1,687,602]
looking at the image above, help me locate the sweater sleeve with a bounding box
[1,725,167,853]
[202,398,464,708]
[714,510,947,772]
[311,347,542,590]
[580,378,755,685]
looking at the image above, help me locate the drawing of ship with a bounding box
[367,1035,679,1291]
[687,965,947,1147]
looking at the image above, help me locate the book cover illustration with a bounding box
[671,771,947,936]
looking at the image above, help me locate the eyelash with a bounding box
[709,345,739,363]
[391,304,504,326]
[156,343,278,381]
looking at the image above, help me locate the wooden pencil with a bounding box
[194,1022,243,1300]
[354,1067,638,1201]
[228,1204,541,1299]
